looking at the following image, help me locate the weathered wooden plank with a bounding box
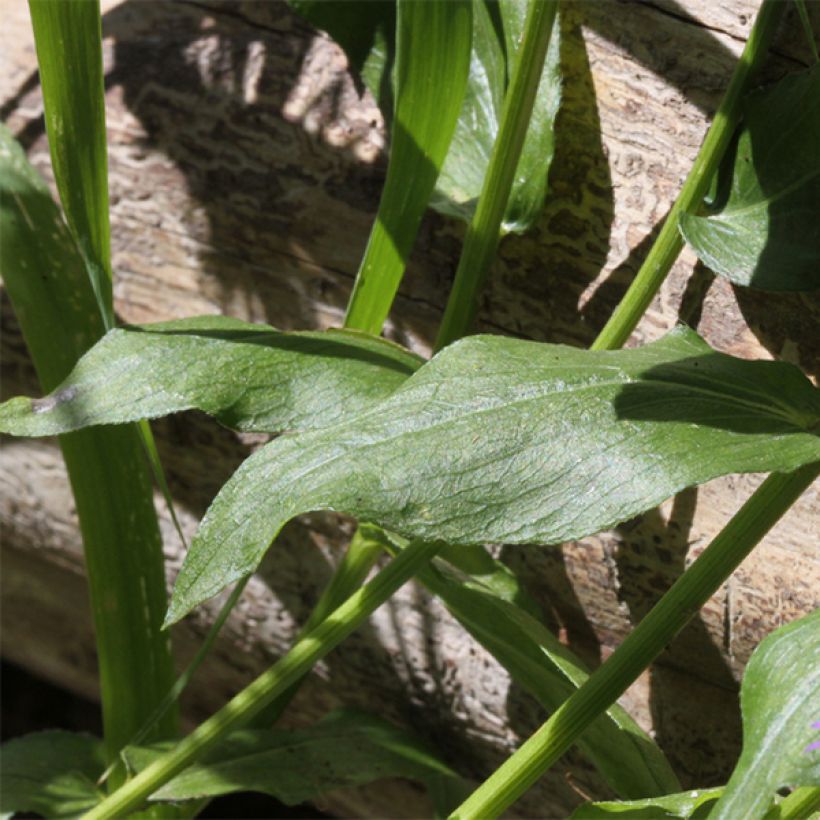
[2,1,818,815]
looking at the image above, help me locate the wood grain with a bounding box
[1,1,818,815]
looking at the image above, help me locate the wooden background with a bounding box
[1,1,818,816]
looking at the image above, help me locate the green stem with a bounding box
[772,786,820,820]
[450,463,820,819]
[252,525,383,726]
[434,0,558,351]
[590,0,785,351]
[84,538,442,819]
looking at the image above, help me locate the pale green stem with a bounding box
[434,0,558,351]
[450,463,820,819]
[83,538,442,819]
[591,0,785,351]
[252,525,383,726]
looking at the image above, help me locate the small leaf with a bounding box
[0,731,105,818]
[123,711,463,808]
[167,326,820,623]
[0,317,422,437]
[680,65,820,291]
[432,0,562,232]
[710,609,820,819]
[569,787,723,819]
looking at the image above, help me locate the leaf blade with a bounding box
[122,711,463,809]
[710,609,820,819]
[167,326,820,623]
[680,65,820,291]
[0,318,422,436]
[0,731,105,818]
[343,0,473,334]
[28,0,114,324]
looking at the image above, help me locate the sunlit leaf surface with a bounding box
[167,326,820,622]
[0,318,422,436]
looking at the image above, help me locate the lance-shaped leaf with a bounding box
[431,0,561,232]
[0,731,105,818]
[569,787,723,819]
[167,326,820,623]
[710,609,820,820]
[0,317,422,437]
[680,65,820,291]
[122,710,463,811]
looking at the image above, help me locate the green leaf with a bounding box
[569,787,723,819]
[122,711,463,808]
[167,326,820,623]
[28,0,114,326]
[431,0,561,233]
[0,317,422,437]
[679,65,820,291]
[343,0,472,334]
[381,530,682,799]
[288,1,395,85]
[0,731,105,818]
[0,125,176,756]
[710,609,820,819]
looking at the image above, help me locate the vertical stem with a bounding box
[591,0,785,351]
[435,0,558,351]
[85,538,442,819]
[450,463,819,819]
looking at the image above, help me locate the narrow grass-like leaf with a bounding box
[0,731,105,818]
[343,0,472,334]
[0,126,176,757]
[120,711,462,806]
[0,317,422,436]
[167,326,820,623]
[28,0,114,326]
[680,65,820,291]
[569,787,723,819]
[710,609,820,820]
[431,0,561,232]
[380,531,681,799]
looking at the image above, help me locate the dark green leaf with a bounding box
[380,530,681,799]
[0,317,422,436]
[680,66,820,291]
[167,326,820,623]
[28,0,114,324]
[123,711,462,807]
[710,609,820,819]
[569,787,723,819]
[0,125,176,753]
[288,1,395,87]
[344,0,472,334]
[0,731,105,818]
[432,0,561,232]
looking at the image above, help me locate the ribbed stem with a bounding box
[84,538,442,819]
[450,464,819,818]
[591,0,785,351]
[435,0,558,350]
